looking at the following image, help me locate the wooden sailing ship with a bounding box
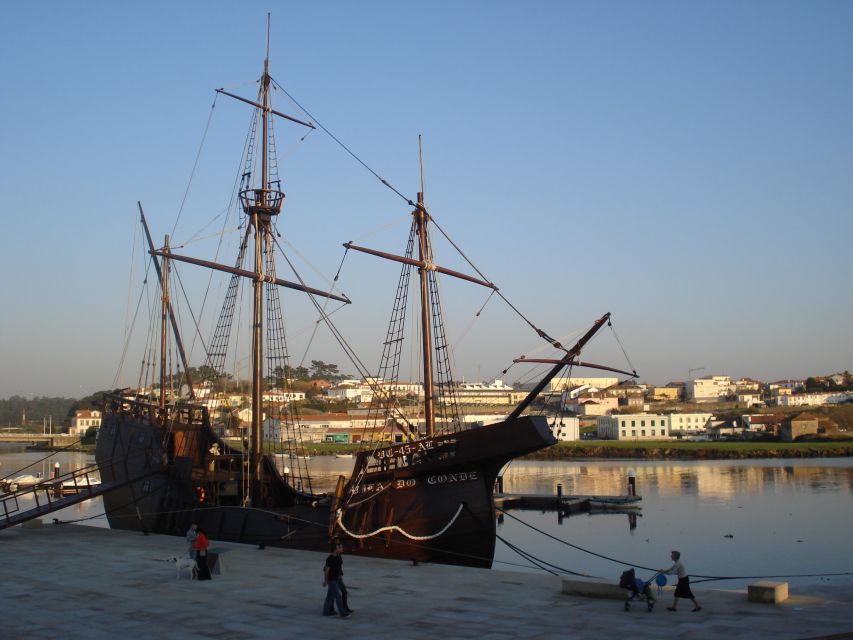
[94,21,635,568]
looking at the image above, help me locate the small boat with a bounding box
[334,454,353,459]
[4,473,47,491]
[60,477,102,495]
[588,498,642,512]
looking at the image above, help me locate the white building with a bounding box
[263,389,307,404]
[546,377,619,393]
[446,380,527,405]
[68,410,102,437]
[327,380,374,403]
[552,417,580,441]
[687,376,734,401]
[768,379,805,392]
[596,414,672,440]
[667,412,714,434]
[775,392,853,407]
[562,394,619,416]
[737,391,763,407]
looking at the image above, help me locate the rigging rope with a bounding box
[608,319,638,377]
[171,92,218,239]
[269,77,414,207]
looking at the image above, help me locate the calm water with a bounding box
[3,445,851,588]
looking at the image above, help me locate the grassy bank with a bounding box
[527,439,853,460]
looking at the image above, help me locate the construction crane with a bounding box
[688,367,705,380]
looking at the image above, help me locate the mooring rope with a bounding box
[497,506,853,582]
[335,503,465,541]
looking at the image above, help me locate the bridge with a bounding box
[0,434,78,447]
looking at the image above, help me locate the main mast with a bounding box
[249,17,274,505]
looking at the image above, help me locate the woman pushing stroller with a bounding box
[659,550,702,612]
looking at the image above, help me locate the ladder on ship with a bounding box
[0,454,162,532]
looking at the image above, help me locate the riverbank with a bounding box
[11,437,853,460]
[527,439,853,460]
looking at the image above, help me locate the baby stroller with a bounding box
[619,568,659,612]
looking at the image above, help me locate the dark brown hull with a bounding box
[96,404,554,568]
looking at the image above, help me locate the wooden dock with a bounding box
[495,493,641,514]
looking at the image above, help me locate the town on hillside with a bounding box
[47,371,852,447]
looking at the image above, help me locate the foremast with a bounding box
[345,178,496,437]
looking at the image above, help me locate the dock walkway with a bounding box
[2,523,852,639]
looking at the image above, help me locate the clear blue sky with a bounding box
[1,1,851,399]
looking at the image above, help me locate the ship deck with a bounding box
[2,522,851,639]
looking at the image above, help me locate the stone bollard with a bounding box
[748,581,789,604]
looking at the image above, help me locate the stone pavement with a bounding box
[2,523,852,639]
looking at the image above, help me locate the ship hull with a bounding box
[95,403,554,568]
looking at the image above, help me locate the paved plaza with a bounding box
[2,523,852,639]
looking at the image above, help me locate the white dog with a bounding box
[171,555,198,580]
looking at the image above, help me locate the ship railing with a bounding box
[239,188,284,216]
[0,461,102,524]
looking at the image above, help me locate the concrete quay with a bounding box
[2,523,852,640]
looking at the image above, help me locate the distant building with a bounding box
[68,410,102,437]
[546,377,619,393]
[667,412,714,434]
[775,392,853,407]
[734,378,762,392]
[707,419,744,440]
[445,379,527,405]
[768,379,806,392]
[687,376,734,401]
[742,414,781,437]
[552,417,580,441]
[781,413,820,441]
[562,392,618,416]
[736,391,763,407]
[596,414,672,440]
[327,380,374,403]
[651,386,680,401]
[263,389,307,404]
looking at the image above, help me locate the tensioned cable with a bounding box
[427,216,564,351]
[497,507,853,583]
[269,77,414,206]
[608,319,638,377]
[170,93,219,238]
[497,534,559,576]
[114,248,154,388]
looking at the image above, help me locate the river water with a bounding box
[3,445,851,588]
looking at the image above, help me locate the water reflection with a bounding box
[497,459,853,587]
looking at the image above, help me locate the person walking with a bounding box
[323,539,351,617]
[193,526,211,580]
[660,550,701,612]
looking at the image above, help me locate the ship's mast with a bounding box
[160,235,171,410]
[415,192,435,436]
[249,16,273,504]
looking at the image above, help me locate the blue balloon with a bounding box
[655,574,667,586]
